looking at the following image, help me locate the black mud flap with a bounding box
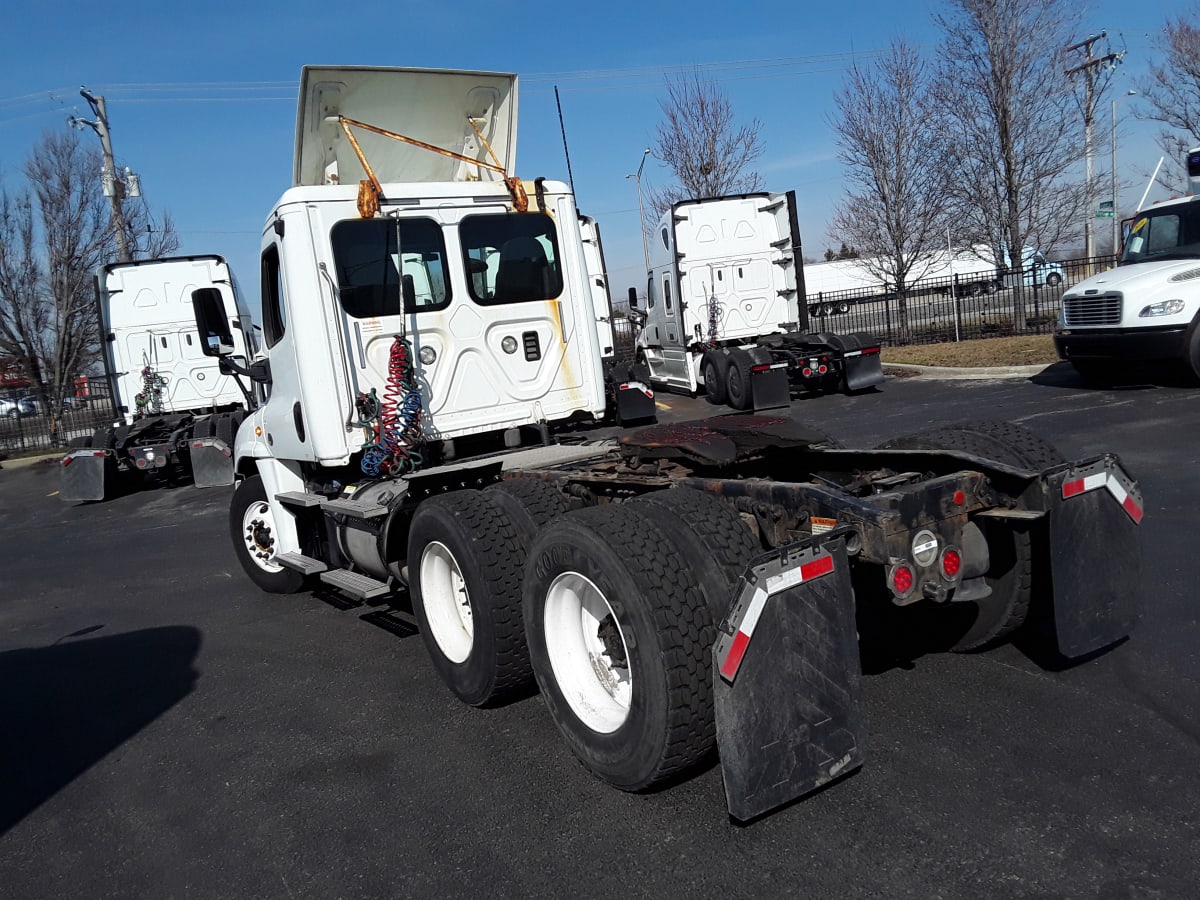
[841,347,884,392]
[1043,456,1143,657]
[713,532,864,822]
[60,450,108,502]
[614,382,657,425]
[190,437,235,488]
[750,364,790,410]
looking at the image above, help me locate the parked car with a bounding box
[0,396,38,418]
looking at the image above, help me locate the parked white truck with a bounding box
[60,255,256,501]
[1054,149,1200,383]
[630,193,884,408]
[200,65,1144,821]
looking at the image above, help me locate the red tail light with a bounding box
[942,549,962,578]
[890,563,915,597]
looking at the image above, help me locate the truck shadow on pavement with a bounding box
[1031,360,1195,391]
[0,625,201,835]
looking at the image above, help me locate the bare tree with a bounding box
[646,68,764,223]
[931,0,1087,328]
[0,129,178,441]
[830,40,950,330]
[1137,12,1200,191]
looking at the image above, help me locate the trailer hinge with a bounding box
[770,237,791,249]
[777,288,797,297]
[758,198,787,212]
[773,256,794,267]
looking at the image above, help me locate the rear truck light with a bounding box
[1061,465,1144,524]
[718,552,835,682]
[802,367,812,377]
[940,547,962,580]
[888,562,915,599]
[751,363,787,372]
[818,364,828,374]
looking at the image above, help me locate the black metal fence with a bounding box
[0,383,117,455]
[610,253,1116,361]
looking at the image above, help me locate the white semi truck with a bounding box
[630,193,885,409]
[60,255,257,501]
[201,65,1144,821]
[1054,149,1200,383]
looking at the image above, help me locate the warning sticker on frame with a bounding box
[811,516,837,535]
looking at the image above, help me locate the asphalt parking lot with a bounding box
[2,362,1198,899]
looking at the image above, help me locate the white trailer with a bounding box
[199,65,1144,822]
[630,193,884,407]
[1055,148,1200,383]
[60,255,256,501]
[804,246,1066,319]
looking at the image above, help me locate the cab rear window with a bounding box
[459,213,564,305]
[330,217,451,317]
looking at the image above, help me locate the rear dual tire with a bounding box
[524,503,725,790]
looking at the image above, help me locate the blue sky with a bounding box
[0,0,1190,316]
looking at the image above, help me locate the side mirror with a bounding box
[627,287,639,310]
[192,288,236,357]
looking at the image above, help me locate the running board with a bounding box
[321,497,388,519]
[319,569,392,600]
[275,552,328,576]
[275,491,326,508]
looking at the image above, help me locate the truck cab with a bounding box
[240,66,607,473]
[1054,149,1200,382]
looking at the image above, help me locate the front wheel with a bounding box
[229,475,307,594]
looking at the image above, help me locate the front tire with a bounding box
[524,504,716,791]
[229,475,307,594]
[408,490,533,706]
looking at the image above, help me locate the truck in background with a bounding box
[1054,148,1200,384]
[805,245,1065,318]
[195,65,1146,822]
[629,192,884,409]
[60,255,257,501]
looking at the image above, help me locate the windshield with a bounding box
[1120,202,1200,265]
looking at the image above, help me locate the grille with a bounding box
[1063,293,1122,326]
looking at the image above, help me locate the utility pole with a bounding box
[1066,33,1122,261]
[69,87,132,263]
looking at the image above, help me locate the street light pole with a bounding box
[1111,90,1136,256]
[626,148,651,274]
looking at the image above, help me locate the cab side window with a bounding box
[261,244,287,349]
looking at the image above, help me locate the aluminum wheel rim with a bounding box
[543,571,632,733]
[241,500,283,573]
[419,541,473,664]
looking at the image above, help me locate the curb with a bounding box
[0,451,65,470]
[884,362,1054,380]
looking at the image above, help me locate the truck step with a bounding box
[275,491,326,508]
[319,569,392,600]
[275,552,328,575]
[321,497,389,519]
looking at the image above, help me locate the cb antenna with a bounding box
[554,86,576,195]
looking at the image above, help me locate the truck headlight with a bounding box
[1138,299,1185,317]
